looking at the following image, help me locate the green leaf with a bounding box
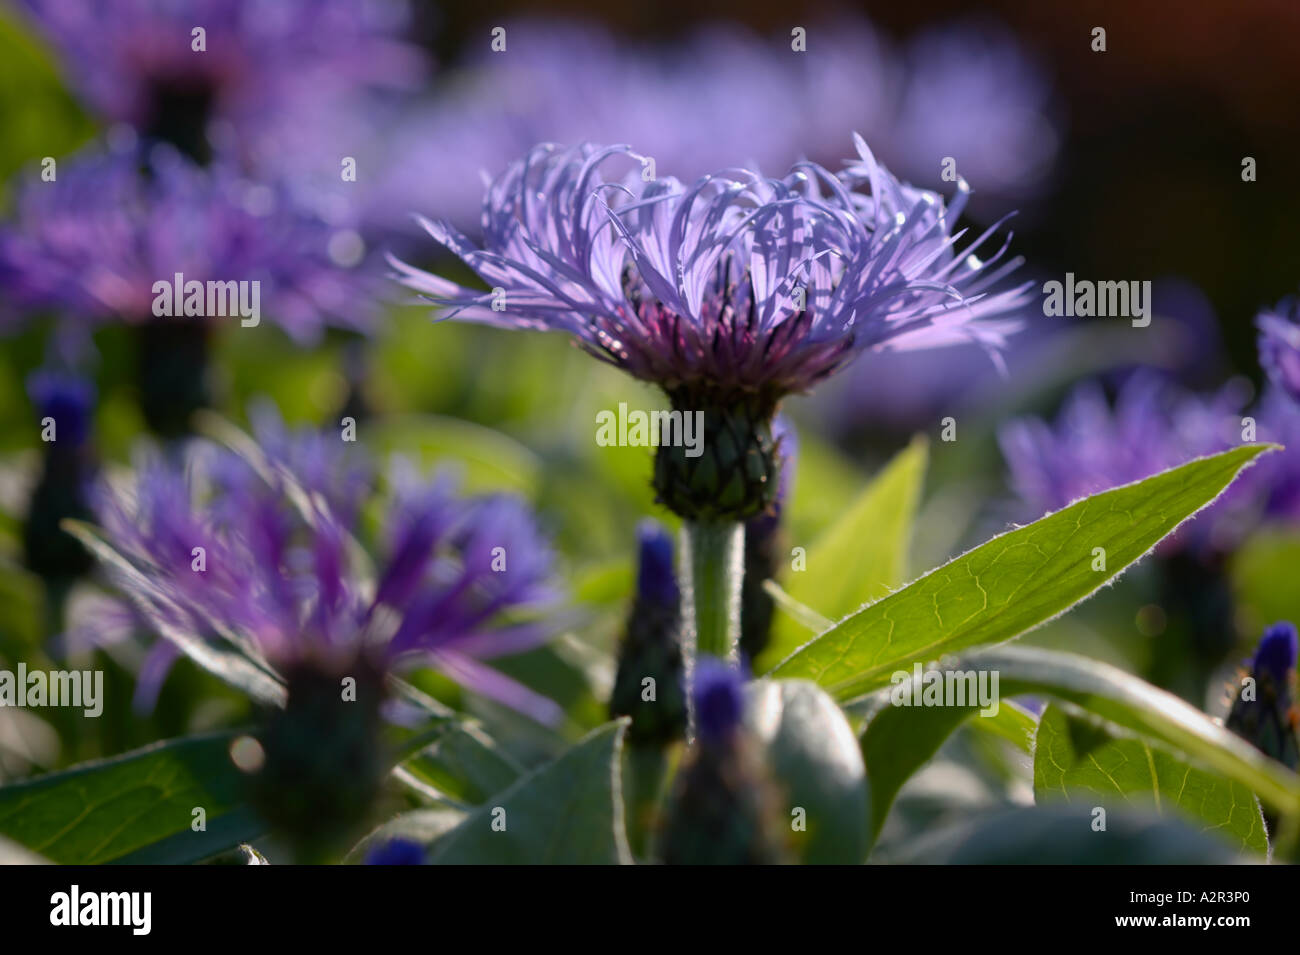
[770,444,1275,700]
[0,732,262,864]
[858,694,1036,842]
[759,438,926,671]
[1033,705,1267,853]
[397,723,524,807]
[923,645,1300,815]
[347,809,467,863]
[386,677,524,806]
[428,721,631,864]
[879,805,1246,864]
[746,680,871,863]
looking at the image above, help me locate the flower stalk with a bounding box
[683,520,745,666]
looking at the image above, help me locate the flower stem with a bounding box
[682,520,744,665]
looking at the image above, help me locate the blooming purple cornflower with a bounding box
[85,425,564,725]
[1257,296,1300,406]
[394,135,1029,522]
[396,136,1026,403]
[16,0,423,164]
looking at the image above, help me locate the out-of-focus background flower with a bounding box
[1,0,1297,847]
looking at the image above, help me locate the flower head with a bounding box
[394,136,1029,405]
[88,423,563,723]
[0,146,377,342]
[1257,297,1300,406]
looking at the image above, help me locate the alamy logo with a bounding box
[0,665,102,717]
[889,663,1000,717]
[595,403,704,458]
[50,886,151,935]
[1042,273,1151,327]
[151,272,261,327]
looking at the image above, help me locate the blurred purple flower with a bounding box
[0,146,378,341]
[885,21,1059,206]
[1257,297,1300,405]
[88,425,564,723]
[393,136,1029,404]
[17,0,423,160]
[379,15,1053,233]
[999,371,1256,554]
[1248,387,1300,523]
[375,19,816,233]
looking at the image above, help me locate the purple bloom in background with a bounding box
[87,424,564,723]
[393,136,1029,405]
[1247,387,1300,523]
[378,15,1053,234]
[375,18,822,233]
[999,371,1253,553]
[1257,297,1300,405]
[17,0,423,163]
[0,146,377,342]
[886,21,1059,206]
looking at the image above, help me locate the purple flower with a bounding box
[692,658,746,744]
[999,371,1251,553]
[1247,387,1300,523]
[1257,297,1300,405]
[88,424,564,723]
[0,146,377,342]
[374,18,827,233]
[886,21,1059,206]
[393,135,1029,404]
[377,15,1056,235]
[16,0,423,161]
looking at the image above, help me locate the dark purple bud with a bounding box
[694,658,746,744]
[636,520,678,609]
